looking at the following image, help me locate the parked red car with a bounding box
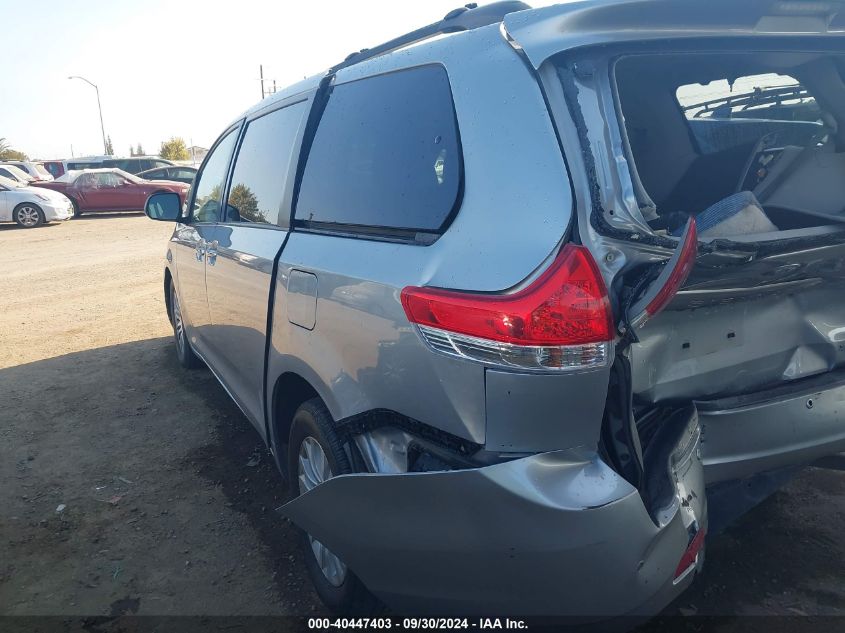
[34,168,189,216]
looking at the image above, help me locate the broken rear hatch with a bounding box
[623,231,845,484]
[502,0,845,486]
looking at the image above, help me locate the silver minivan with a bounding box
[146,0,845,619]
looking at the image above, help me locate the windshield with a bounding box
[55,170,81,183]
[115,169,144,184]
[676,73,820,123]
[0,175,23,189]
[33,163,52,178]
[0,164,33,181]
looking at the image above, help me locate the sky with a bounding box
[1,0,557,160]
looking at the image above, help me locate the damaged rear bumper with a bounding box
[698,370,845,484]
[280,411,706,617]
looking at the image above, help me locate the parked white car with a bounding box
[0,163,36,184]
[0,176,74,227]
[0,160,53,181]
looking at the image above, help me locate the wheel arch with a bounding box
[12,201,45,225]
[164,267,174,324]
[269,371,331,474]
[13,200,44,213]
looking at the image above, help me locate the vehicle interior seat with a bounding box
[671,191,777,238]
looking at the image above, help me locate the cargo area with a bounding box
[602,47,845,492]
[615,50,845,237]
[603,48,845,401]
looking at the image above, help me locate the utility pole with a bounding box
[260,64,265,100]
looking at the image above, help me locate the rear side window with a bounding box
[226,101,306,225]
[295,64,461,234]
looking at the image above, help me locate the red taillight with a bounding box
[401,244,613,346]
[674,528,706,580]
[644,218,697,319]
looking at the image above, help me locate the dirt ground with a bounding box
[1,214,845,625]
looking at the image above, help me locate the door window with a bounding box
[77,173,97,188]
[191,128,239,223]
[225,101,306,225]
[97,172,124,187]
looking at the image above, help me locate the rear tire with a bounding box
[13,203,45,228]
[169,281,201,369]
[288,398,379,615]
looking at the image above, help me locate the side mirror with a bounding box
[145,191,182,222]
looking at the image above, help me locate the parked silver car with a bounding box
[145,0,845,619]
[0,176,73,227]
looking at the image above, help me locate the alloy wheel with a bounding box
[16,206,41,227]
[173,290,186,355]
[298,436,348,587]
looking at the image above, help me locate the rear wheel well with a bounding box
[272,373,320,461]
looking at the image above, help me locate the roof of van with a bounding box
[234,0,845,123]
[504,0,845,68]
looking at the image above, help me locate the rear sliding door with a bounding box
[202,97,311,433]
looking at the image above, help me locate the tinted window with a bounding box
[295,65,461,233]
[174,168,196,181]
[191,128,239,223]
[226,101,306,225]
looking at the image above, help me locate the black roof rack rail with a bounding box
[330,1,531,73]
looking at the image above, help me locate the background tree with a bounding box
[228,184,262,222]
[0,137,29,161]
[159,137,189,161]
[136,143,145,156]
[105,135,114,156]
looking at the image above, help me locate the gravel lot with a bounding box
[1,214,844,624]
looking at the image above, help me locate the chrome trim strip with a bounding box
[417,325,609,372]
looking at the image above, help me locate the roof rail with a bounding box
[331,1,531,73]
